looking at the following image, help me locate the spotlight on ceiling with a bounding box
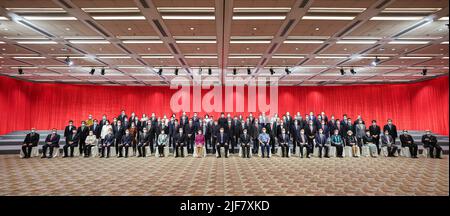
[247,68,251,75]
[100,68,105,75]
[350,68,356,74]
[18,68,23,75]
[422,68,428,76]
[198,68,203,75]
[285,67,291,74]
[371,56,380,66]
[208,68,212,75]
[270,68,275,75]
[340,68,345,75]
[233,68,237,75]
[89,68,95,75]
[174,68,179,75]
[157,68,163,75]
[64,56,73,66]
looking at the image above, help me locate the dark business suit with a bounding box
[305,125,317,156]
[77,126,89,155]
[137,132,151,157]
[422,134,441,158]
[63,133,79,157]
[184,124,195,154]
[278,133,290,157]
[291,124,301,154]
[240,133,251,158]
[381,134,397,157]
[383,124,398,145]
[174,132,186,157]
[90,124,101,139]
[118,134,132,157]
[369,125,381,154]
[216,132,230,158]
[22,132,40,158]
[64,125,76,138]
[113,125,125,152]
[400,134,417,158]
[42,133,60,158]
[315,133,328,158]
[101,133,114,157]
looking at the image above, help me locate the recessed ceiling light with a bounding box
[388,40,430,44]
[157,7,215,13]
[127,27,132,31]
[302,16,355,20]
[161,15,215,20]
[17,41,58,44]
[0,16,8,20]
[23,16,77,20]
[229,55,261,59]
[245,47,250,50]
[438,17,449,21]
[92,16,146,20]
[233,16,286,20]
[98,56,131,59]
[284,40,324,44]
[233,7,291,13]
[189,27,195,31]
[141,55,174,58]
[176,40,216,44]
[441,41,449,44]
[336,40,378,44]
[69,40,110,44]
[315,56,348,59]
[370,16,424,21]
[185,55,217,59]
[13,56,46,59]
[65,28,70,31]
[230,40,271,44]
[315,27,320,31]
[3,28,8,31]
[399,56,433,59]
[122,40,163,44]
[253,27,257,31]
[272,55,304,59]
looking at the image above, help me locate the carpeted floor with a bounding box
[0,155,448,196]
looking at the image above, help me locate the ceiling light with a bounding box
[438,17,449,21]
[233,7,291,13]
[272,55,305,59]
[441,41,449,44]
[18,68,23,75]
[229,55,261,59]
[176,40,216,44]
[371,56,381,66]
[302,16,355,20]
[388,40,430,44]
[315,56,348,59]
[422,68,428,75]
[161,15,215,20]
[233,68,237,75]
[340,68,345,75]
[141,55,174,58]
[98,56,131,59]
[16,41,58,44]
[64,56,73,66]
[122,40,163,44]
[232,16,286,20]
[23,16,77,20]
[270,68,275,75]
[69,40,110,44]
[158,7,215,13]
[336,40,378,44]
[90,68,95,75]
[399,56,432,59]
[283,40,324,44]
[13,56,46,59]
[0,41,5,44]
[0,16,9,20]
[285,67,291,74]
[350,68,356,74]
[55,56,88,59]
[101,68,105,75]
[157,68,163,75]
[247,68,251,75]
[185,55,217,59]
[370,16,424,21]
[92,16,146,20]
[175,68,179,75]
[309,7,366,13]
[208,68,212,75]
[230,40,271,44]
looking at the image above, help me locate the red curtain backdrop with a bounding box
[0,75,448,135]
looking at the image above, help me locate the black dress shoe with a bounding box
[41,156,47,159]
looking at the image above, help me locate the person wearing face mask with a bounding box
[99,115,108,128]
[194,130,205,158]
[42,129,60,158]
[363,131,378,157]
[258,127,271,158]
[174,127,186,157]
[216,127,230,158]
[100,120,112,146]
[369,120,381,155]
[383,119,398,145]
[117,110,127,124]
[22,128,40,158]
[345,130,359,157]
[355,120,366,154]
[101,128,115,158]
[90,119,101,141]
[305,120,317,158]
[77,121,89,156]
[137,127,151,157]
[86,114,94,127]
[240,128,251,158]
[278,128,290,158]
[184,119,195,154]
[381,130,397,157]
[250,120,261,154]
[422,130,441,159]
[157,129,169,157]
[128,123,138,156]
[226,120,234,153]
[119,129,132,158]
[63,129,79,158]
[113,120,125,155]
[64,120,76,140]
[298,129,308,158]
[331,129,344,157]
[400,130,417,158]
[315,128,328,158]
[291,120,301,155]
[84,130,98,157]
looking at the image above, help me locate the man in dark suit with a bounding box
[400,130,418,158]
[99,115,108,128]
[113,120,125,154]
[64,120,76,140]
[90,119,101,139]
[381,130,397,157]
[42,128,60,158]
[137,127,151,157]
[118,129,132,157]
[422,130,442,159]
[77,121,89,156]
[184,119,195,154]
[369,120,381,154]
[240,128,251,158]
[117,110,127,124]
[211,121,220,153]
[278,128,290,157]
[216,127,230,158]
[218,113,228,129]
[101,128,114,158]
[383,119,398,145]
[22,128,40,158]
[231,117,241,154]
[63,129,79,157]
[174,127,186,157]
[291,120,301,155]
[305,120,317,158]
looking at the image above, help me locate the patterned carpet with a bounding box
[0,154,448,196]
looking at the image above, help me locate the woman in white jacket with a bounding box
[84,131,98,157]
[101,120,112,144]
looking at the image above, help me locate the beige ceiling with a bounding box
[0,0,448,86]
